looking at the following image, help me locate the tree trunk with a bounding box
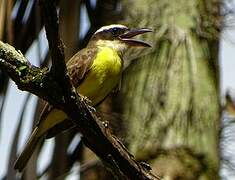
[112,0,221,179]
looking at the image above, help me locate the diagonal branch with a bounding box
[0,1,160,180]
[0,41,159,180]
[39,0,69,87]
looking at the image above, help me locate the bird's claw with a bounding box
[80,95,96,113]
[80,95,92,104]
[88,106,96,113]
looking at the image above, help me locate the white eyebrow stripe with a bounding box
[95,24,128,34]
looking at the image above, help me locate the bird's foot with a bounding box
[80,95,92,104]
[88,106,96,113]
[80,95,96,113]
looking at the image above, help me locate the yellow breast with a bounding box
[78,47,122,105]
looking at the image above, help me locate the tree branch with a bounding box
[0,1,160,179]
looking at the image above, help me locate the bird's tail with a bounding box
[14,127,42,172]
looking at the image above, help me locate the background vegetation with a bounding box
[0,0,235,179]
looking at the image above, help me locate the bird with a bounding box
[14,24,152,171]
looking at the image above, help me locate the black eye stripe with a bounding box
[111,27,119,35]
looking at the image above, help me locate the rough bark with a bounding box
[112,0,222,179]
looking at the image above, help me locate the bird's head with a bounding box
[89,24,152,55]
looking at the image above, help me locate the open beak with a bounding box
[119,28,152,47]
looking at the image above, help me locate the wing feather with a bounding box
[36,47,98,136]
[67,47,98,87]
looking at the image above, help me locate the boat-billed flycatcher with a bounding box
[14,24,151,171]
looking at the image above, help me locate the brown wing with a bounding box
[66,47,98,87]
[35,47,98,137]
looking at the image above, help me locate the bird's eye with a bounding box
[111,28,120,36]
